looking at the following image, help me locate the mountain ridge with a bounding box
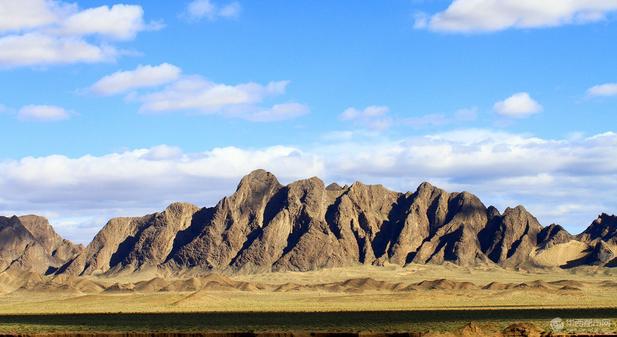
[1,169,616,278]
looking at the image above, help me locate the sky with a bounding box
[1,0,616,243]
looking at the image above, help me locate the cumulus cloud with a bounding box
[90,63,182,95]
[587,83,617,97]
[2,130,617,242]
[89,64,306,122]
[58,4,153,41]
[340,106,392,130]
[130,75,307,121]
[415,0,617,33]
[0,33,117,67]
[184,0,241,21]
[17,104,70,121]
[0,0,62,32]
[493,92,542,118]
[0,1,155,67]
[243,103,309,122]
[140,77,288,113]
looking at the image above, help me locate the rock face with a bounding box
[479,206,543,268]
[564,213,617,268]
[67,202,200,275]
[536,224,574,249]
[2,170,617,277]
[18,215,82,263]
[0,215,82,275]
[578,213,617,244]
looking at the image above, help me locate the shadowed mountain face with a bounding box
[578,213,617,244]
[0,216,82,275]
[2,170,616,277]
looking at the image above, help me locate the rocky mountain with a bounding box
[578,213,617,244]
[2,170,616,278]
[0,215,82,275]
[536,224,574,249]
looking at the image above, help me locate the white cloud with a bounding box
[134,76,305,121]
[587,83,617,97]
[494,92,542,118]
[0,1,154,68]
[89,65,305,122]
[185,0,241,21]
[0,33,116,67]
[59,4,150,41]
[17,105,70,121]
[340,105,392,130]
[218,2,241,18]
[0,0,65,32]
[243,103,309,122]
[90,63,182,95]
[341,106,389,120]
[2,130,617,242]
[416,0,617,33]
[140,77,288,113]
[187,0,215,19]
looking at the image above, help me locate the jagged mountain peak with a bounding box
[599,212,617,220]
[417,181,435,189]
[414,181,444,198]
[236,169,281,190]
[325,182,343,191]
[579,213,617,243]
[3,170,617,277]
[503,204,530,214]
[231,170,283,212]
[0,216,35,245]
[487,205,501,218]
[347,181,398,200]
[164,202,200,213]
[288,175,325,190]
[537,224,574,249]
[0,215,82,276]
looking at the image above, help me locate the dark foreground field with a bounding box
[0,309,616,335]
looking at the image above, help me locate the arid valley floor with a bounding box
[1,265,616,335]
[1,265,616,313]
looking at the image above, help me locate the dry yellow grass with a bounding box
[0,264,615,314]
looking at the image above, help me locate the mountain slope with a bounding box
[579,213,617,244]
[0,215,81,276]
[3,170,617,277]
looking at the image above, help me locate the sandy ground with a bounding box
[0,264,616,314]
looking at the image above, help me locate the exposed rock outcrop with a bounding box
[579,213,617,244]
[536,224,574,249]
[480,206,543,268]
[0,215,81,276]
[2,170,617,277]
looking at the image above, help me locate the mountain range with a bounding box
[1,169,616,279]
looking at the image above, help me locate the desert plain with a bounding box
[4,264,617,314]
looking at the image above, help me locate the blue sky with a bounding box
[1,0,616,242]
